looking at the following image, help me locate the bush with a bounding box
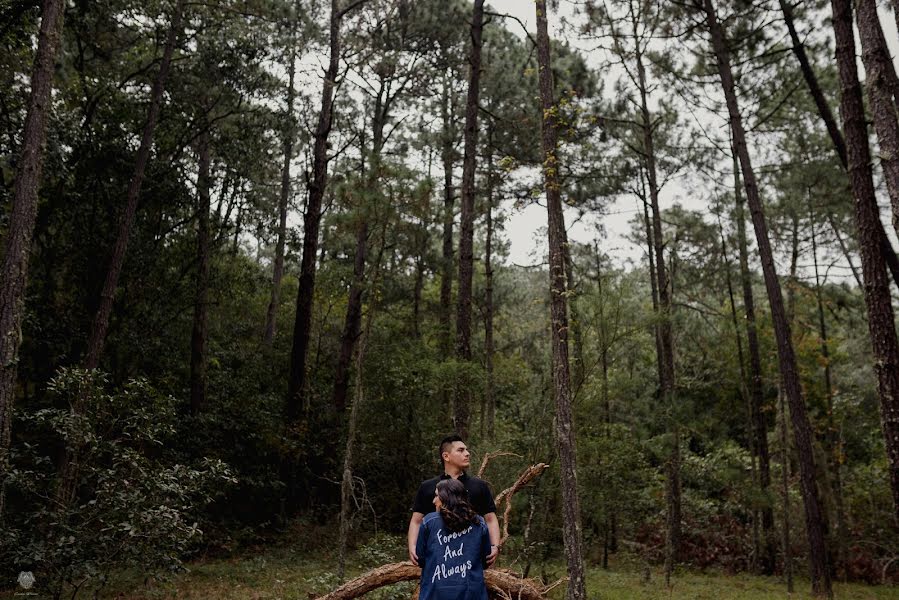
[0,368,236,599]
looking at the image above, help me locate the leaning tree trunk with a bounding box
[286,0,349,421]
[701,0,832,594]
[779,0,899,291]
[264,18,299,345]
[316,563,551,600]
[855,0,899,239]
[84,0,185,370]
[735,150,775,578]
[535,4,587,600]
[190,129,212,415]
[0,0,66,514]
[831,0,899,526]
[454,0,486,438]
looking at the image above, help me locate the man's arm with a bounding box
[484,512,500,567]
[407,512,424,566]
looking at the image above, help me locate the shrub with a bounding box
[0,369,236,599]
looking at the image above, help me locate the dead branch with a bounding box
[314,563,551,600]
[494,463,549,546]
[478,452,522,478]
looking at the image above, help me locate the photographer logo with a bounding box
[17,572,35,589]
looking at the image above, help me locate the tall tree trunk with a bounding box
[594,243,611,428]
[830,0,899,525]
[701,0,832,594]
[634,40,680,582]
[439,75,455,363]
[287,0,353,421]
[0,0,66,515]
[641,194,664,388]
[809,197,848,579]
[779,0,899,291]
[84,0,185,370]
[412,224,427,339]
[331,204,369,415]
[190,129,211,415]
[333,82,390,414]
[454,0,485,438]
[717,213,761,572]
[535,4,586,600]
[337,226,385,581]
[264,19,298,345]
[856,0,899,238]
[779,388,794,592]
[484,144,496,441]
[562,226,585,392]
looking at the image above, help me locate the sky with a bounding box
[486,0,899,273]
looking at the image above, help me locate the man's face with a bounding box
[442,441,471,471]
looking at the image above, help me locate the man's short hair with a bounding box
[439,434,465,465]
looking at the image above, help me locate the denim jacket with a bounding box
[415,512,490,600]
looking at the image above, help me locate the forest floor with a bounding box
[12,540,899,600]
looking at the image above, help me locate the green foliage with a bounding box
[0,369,235,598]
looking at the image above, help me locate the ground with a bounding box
[4,540,899,599]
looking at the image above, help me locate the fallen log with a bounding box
[314,562,553,600]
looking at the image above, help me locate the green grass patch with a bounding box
[4,538,899,599]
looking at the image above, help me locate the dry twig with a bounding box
[477,451,521,478]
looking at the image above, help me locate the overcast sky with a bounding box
[486,0,899,272]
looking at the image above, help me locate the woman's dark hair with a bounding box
[436,479,480,533]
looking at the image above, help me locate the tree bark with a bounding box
[701,0,832,594]
[0,0,66,509]
[717,213,761,572]
[287,0,353,421]
[535,4,586,600]
[808,197,848,579]
[439,74,455,363]
[634,38,680,581]
[856,0,899,238]
[831,0,899,526]
[333,78,392,414]
[779,0,899,291]
[779,388,794,592]
[337,229,383,580]
[454,0,485,438]
[641,193,664,389]
[562,226,585,392]
[83,0,185,370]
[190,129,211,415]
[484,144,496,441]
[264,19,298,345]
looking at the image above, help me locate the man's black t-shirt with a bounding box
[412,472,497,516]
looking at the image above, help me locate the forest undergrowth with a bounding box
[9,535,897,600]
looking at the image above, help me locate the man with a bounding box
[407,435,500,567]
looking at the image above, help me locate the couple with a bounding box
[406,435,500,600]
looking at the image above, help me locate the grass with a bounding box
[5,539,899,599]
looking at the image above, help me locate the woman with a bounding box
[415,478,491,600]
